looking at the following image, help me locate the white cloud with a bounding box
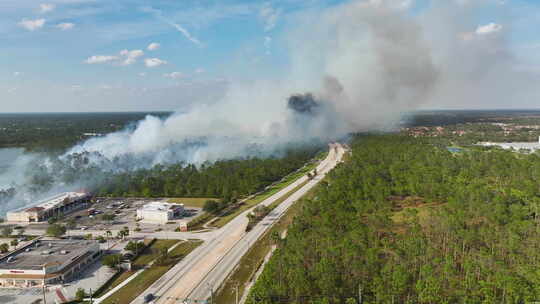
[164,72,183,79]
[56,22,75,30]
[476,23,503,35]
[147,42,160,51]
[13,72,22,77]
[138,72,146,77]
[119,49,144,65]
[84,55,119,64]
[460,22,504,41]
[259,2,280,32]
[39,3,55,14]
[366,0,414,9]
[18,18,46,31]
[195,68,205,74]
[84,49,145,66]
[145,58,167,68]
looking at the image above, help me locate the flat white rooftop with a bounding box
[479,136,540,151]
[8,192,89,214]
[36,192,87,210]
[0,239,97,271]
[480,142,540,151]
[139,201,182,212]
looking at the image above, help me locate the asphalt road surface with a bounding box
[130,143,346,304]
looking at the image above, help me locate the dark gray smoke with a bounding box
[287,93,320,115]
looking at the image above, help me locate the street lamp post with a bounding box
[207,282,214,304]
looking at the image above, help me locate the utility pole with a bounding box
[358,284,362,304]
[90,288,93,304]
[42,284,47,304]
[207,283,214,304]
[235,284,239,304]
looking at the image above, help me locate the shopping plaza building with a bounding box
[0,239,101,288]
[6,192,91,223]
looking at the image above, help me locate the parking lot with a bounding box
[25,197,202,233]
[0,262,115,304]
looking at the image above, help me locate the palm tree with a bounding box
[106,230,112,249]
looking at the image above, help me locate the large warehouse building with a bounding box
[6,192,91,223]
[136,201,184,224]
[0,239,101,288]
[479,136,540,152]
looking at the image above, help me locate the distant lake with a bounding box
[447,147,463,153]
[0,148,24,174]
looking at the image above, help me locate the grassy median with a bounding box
[167,197,220,208]
[210,159,321,229]
[187,151,327,231]
[214,180,320,304]
[101,240,202,304]
[93,239,179,298]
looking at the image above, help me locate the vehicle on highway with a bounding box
[144,293,155,303]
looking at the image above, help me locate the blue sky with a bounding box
[2,0,540,112]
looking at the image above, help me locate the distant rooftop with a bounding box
[34,192,88,210]
[478,136,540,151]
[8,192,89,214]
[0,240,97,271]
[140,201,182,212]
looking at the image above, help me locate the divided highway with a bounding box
[130,143,346,304]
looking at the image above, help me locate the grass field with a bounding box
[133,239,179,267]
[187,212,215,230]
[167,197,220,208]
[101,240,202,304]
[92,270,132,298]
[391,202,443,225]
[266,180,309,211]
[93,239,179,298]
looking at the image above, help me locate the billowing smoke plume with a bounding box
[0,0,537,213]
[61,0,440,167]
[287,94,320,115]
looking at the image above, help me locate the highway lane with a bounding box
[185,144,345,303]
[134,143,345,304]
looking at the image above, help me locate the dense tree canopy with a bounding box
[95,148,318,199]
[249,135,540,303]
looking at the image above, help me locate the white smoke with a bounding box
[1,0,538,213]
[66,0,440,165]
